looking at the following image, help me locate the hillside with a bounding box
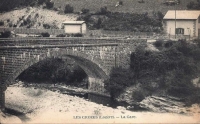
[0,0,196,36]
[53,0,193,15]
[0,7,78,29]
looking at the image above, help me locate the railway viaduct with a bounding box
[0,37,146,111]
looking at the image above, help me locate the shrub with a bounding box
[132,90,145,102]
[184,88,200,106]
[153,40,163,48]
[56,34,66,37]
[43,24,51,29]
[0,21,4,26]
[138,0,145,3]
[193,39,200,48]
[157,11,164,21]
[81,8,90,14]
[166,72,195,97]
[187,1,200,9]
[67,66,87,83]
[41,32,50,37]
[9,23,12,27]
[164,40,174,48]
[190,49,200,61]
[119,1,123,5]
[45,0,54,9]
[175,40,196,56]
[38,0,46,5]
[132,42,200,98]
[73,33,83,37]
[77,14,91,22]
[104,67,134,99]
[0,31,11,38]
[106,39,200,105]
[100,12,162,32]
[64,4,74,13]
[18,58,87,86]
[97,6,110,15]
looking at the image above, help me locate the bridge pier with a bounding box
[0,80,6,112]
[88,77,109,96]
[0,86,5,112]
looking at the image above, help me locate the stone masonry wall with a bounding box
[0,38,146,109]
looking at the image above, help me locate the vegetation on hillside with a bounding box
[0,0,191,33]
[187,0,200,9]
[78,8,163,32]
[53,0,190,14]
[0,0,54,12]
[17,58,88,87]
[105,40,200,105]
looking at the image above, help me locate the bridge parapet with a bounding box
[0,37,144,46]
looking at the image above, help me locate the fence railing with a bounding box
[1,27,194,40]
[0,27,65,35]
[87,30,155,37]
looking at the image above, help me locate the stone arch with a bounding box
[8,48,108,85]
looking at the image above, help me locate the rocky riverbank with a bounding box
[1,83,200,123]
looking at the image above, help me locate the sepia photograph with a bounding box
[0,0,200,123]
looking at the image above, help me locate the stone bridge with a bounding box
[0,37,146,111]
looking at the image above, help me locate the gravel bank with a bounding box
[1,85,200,123]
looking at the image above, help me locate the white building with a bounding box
[62,21,86,34]
[163,10,200,39]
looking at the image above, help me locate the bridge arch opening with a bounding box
[15,55,107,89]
[0,48,111,112]
[17,57,88,87]
[6,48,109,95]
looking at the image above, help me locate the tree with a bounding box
[104,67,134,99]
[0,21,4,26]
[45,0,54,9]
[119,1,123,5]
[38,0,46,5]
[81,8,90,14]
[0,31,11,38]
[98,6,109,15]
[157,11,164,21]
[187,1,200,9]
[95,18,102,29]
[73,33,83,37]
[41,32,50,37]
[43,24,51,29]
[64,4,74,13]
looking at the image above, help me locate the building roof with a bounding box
[163,10,200,20]
[62,21,85,25]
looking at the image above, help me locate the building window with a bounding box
[176,28,184,34]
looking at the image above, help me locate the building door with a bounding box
[176,28,184,39]
[198,29,200,39]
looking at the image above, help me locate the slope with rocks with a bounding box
[0,7,78,29]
